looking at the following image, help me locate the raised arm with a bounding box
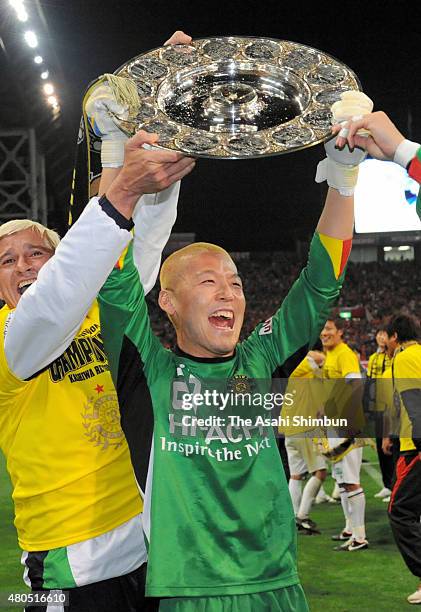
[4,131,193,380]
[316,188,354,240]
[87,32,193,294]
[244,90,364,374]
[97,239,155,386]
[98,170,180,295]
[243,93,389,376]
[3,202,133,380]
[243,202,354,375]
[97,167,180,296]
[333,110,421,218]
[97,131,194,383]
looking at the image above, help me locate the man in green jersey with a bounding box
[59,104,420,610]
[86,106,421,611]
[97,181,352,612]
[90,90,377,610]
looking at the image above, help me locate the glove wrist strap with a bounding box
[101,140,125,168]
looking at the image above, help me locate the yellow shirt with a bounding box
[393,342,421,452]
[367,351,392,412]
[367,351,392,379]
[376,366,393,412]
[322,342,364,432]
[0,302,141,551]
[280,356,325,435]
[323,342,360,379]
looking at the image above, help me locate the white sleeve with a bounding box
[394,139,421,169]
[306,355,323,377]
[132,181,179,295]
[4,198,132,380]
[345,372,362,381]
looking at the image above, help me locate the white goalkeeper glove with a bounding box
[85,82,129,168]
[315,91,374,196]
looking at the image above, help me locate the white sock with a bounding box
[316,485,327,500]
[297,476,323,519]
[289,478,303,516]
[340,489,352,533]
[347,488,366,541]
[332,482,341,498]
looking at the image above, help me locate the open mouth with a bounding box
[208,309,235,330]
[17,279,36,295]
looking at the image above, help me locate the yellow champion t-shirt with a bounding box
[0,302,142,551]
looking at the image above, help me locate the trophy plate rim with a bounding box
[113,36,362,160]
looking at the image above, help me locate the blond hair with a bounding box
[0,219,60,251]
[160,242,231,290]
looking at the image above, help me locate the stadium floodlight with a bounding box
[34,55,43,64]
[40,70,49,80]
[10,0,25,9]
[17,8,28,21]
[24,31,38,48]
[10,0,28,22]
[47,95,58,107]
[383,246,392,252]
[43,83,54,95]
[398,245,411,251]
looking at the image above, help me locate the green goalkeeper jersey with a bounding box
[98,231,350,598]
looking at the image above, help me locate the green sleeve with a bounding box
[242,231,350,374]
[98,242,163,386]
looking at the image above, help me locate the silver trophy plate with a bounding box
[114,37,361,159]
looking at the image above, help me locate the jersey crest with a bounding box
[82,391,124,450]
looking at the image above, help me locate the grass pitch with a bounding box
[0,450,415,611]
[0,453,29,611]
[298,449,415,611]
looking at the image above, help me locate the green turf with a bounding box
[0,452,29,611]
[299,449,415,611]
[0,450,416,611]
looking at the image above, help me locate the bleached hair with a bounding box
[0,219,60,251]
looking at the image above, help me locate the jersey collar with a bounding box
[173,345,236,364]
[398,340,419,353]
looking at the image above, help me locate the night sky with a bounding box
[1,0,420,249]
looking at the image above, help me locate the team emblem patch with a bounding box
[82,392,124,450]
[227,374,254,394]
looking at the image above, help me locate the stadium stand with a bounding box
[147,257,421,358]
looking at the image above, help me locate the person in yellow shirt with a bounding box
[385,315,421,606]
[330,98,421,591]
[365,329,393,500]
[0,30,195,612]
[375,344,400,474]
[320,317,368,551]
